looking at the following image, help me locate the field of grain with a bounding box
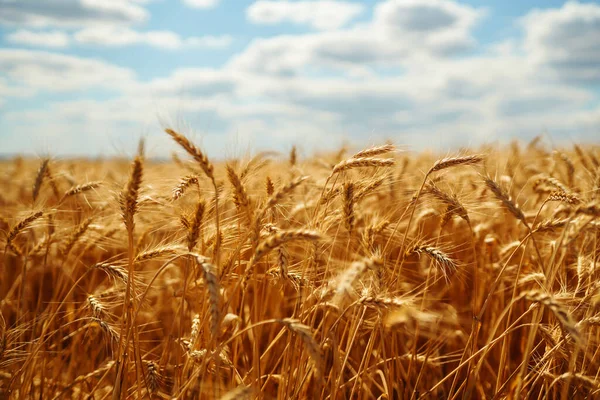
[1,131,599,399]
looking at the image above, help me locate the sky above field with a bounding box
[0,0,599,158]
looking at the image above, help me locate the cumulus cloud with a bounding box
[0,0,148,28]
[522,1,600,83]
[6,30,70,48]
[0,49,136,92]
[247,1,364,30]
[231,0,484,76]
[374,0,480,33]
[73,26,232,49]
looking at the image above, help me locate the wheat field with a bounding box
[1,131,599,399]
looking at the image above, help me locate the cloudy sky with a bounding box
[0,0,599,158]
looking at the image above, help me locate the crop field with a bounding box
[0,130,599,399]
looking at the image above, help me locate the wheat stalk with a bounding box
[195,256,221,339]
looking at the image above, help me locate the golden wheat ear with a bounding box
[407,244,458,282]
[6,211,43,255]
[482,174,526,223]
[332,157,395,175]
[226,164,253,225]
[352,143,397,158]
[165,128,214,181]
[342,182,355,233]
[172,175,199,200]
[428,154,483,175]
[63,181,103,197]
[32,158,49,203]
[120,155,143,231]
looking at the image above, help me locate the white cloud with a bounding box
[5,46,598,156]
[375,0,481,33]
[374,0,484,54]
[0,49,136,92]
[73,26,232,49]
[0,0,148,28]
[522,1,600,83]
[231,0,484,76]
[140,68,238,96]
[182,0,221,9]
[247,1,364,30]
[6,30,70,48]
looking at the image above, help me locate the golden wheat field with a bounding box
[1,130,599,399]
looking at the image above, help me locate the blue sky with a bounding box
[0,0,599,157]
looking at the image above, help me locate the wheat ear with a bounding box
[226,164,253,225]
[32,158,49,202]
[343,182,355,233]
[120,155,143,232]
[332,157,395,175]
[187,199,206,251]
[61,216,93,256]
[61,181,103,201]
[172,175,199,200]
[352,143,396,158]
[524,291,581,344]
[424,182,470,224]
[482,175,527,223]
[6,211,43,255]
[427,154,483,175]
[252,229,321,265]
[166,128,220,265]
[332,258,382,304]
[165,129,214,181]
[408,245,458,281]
